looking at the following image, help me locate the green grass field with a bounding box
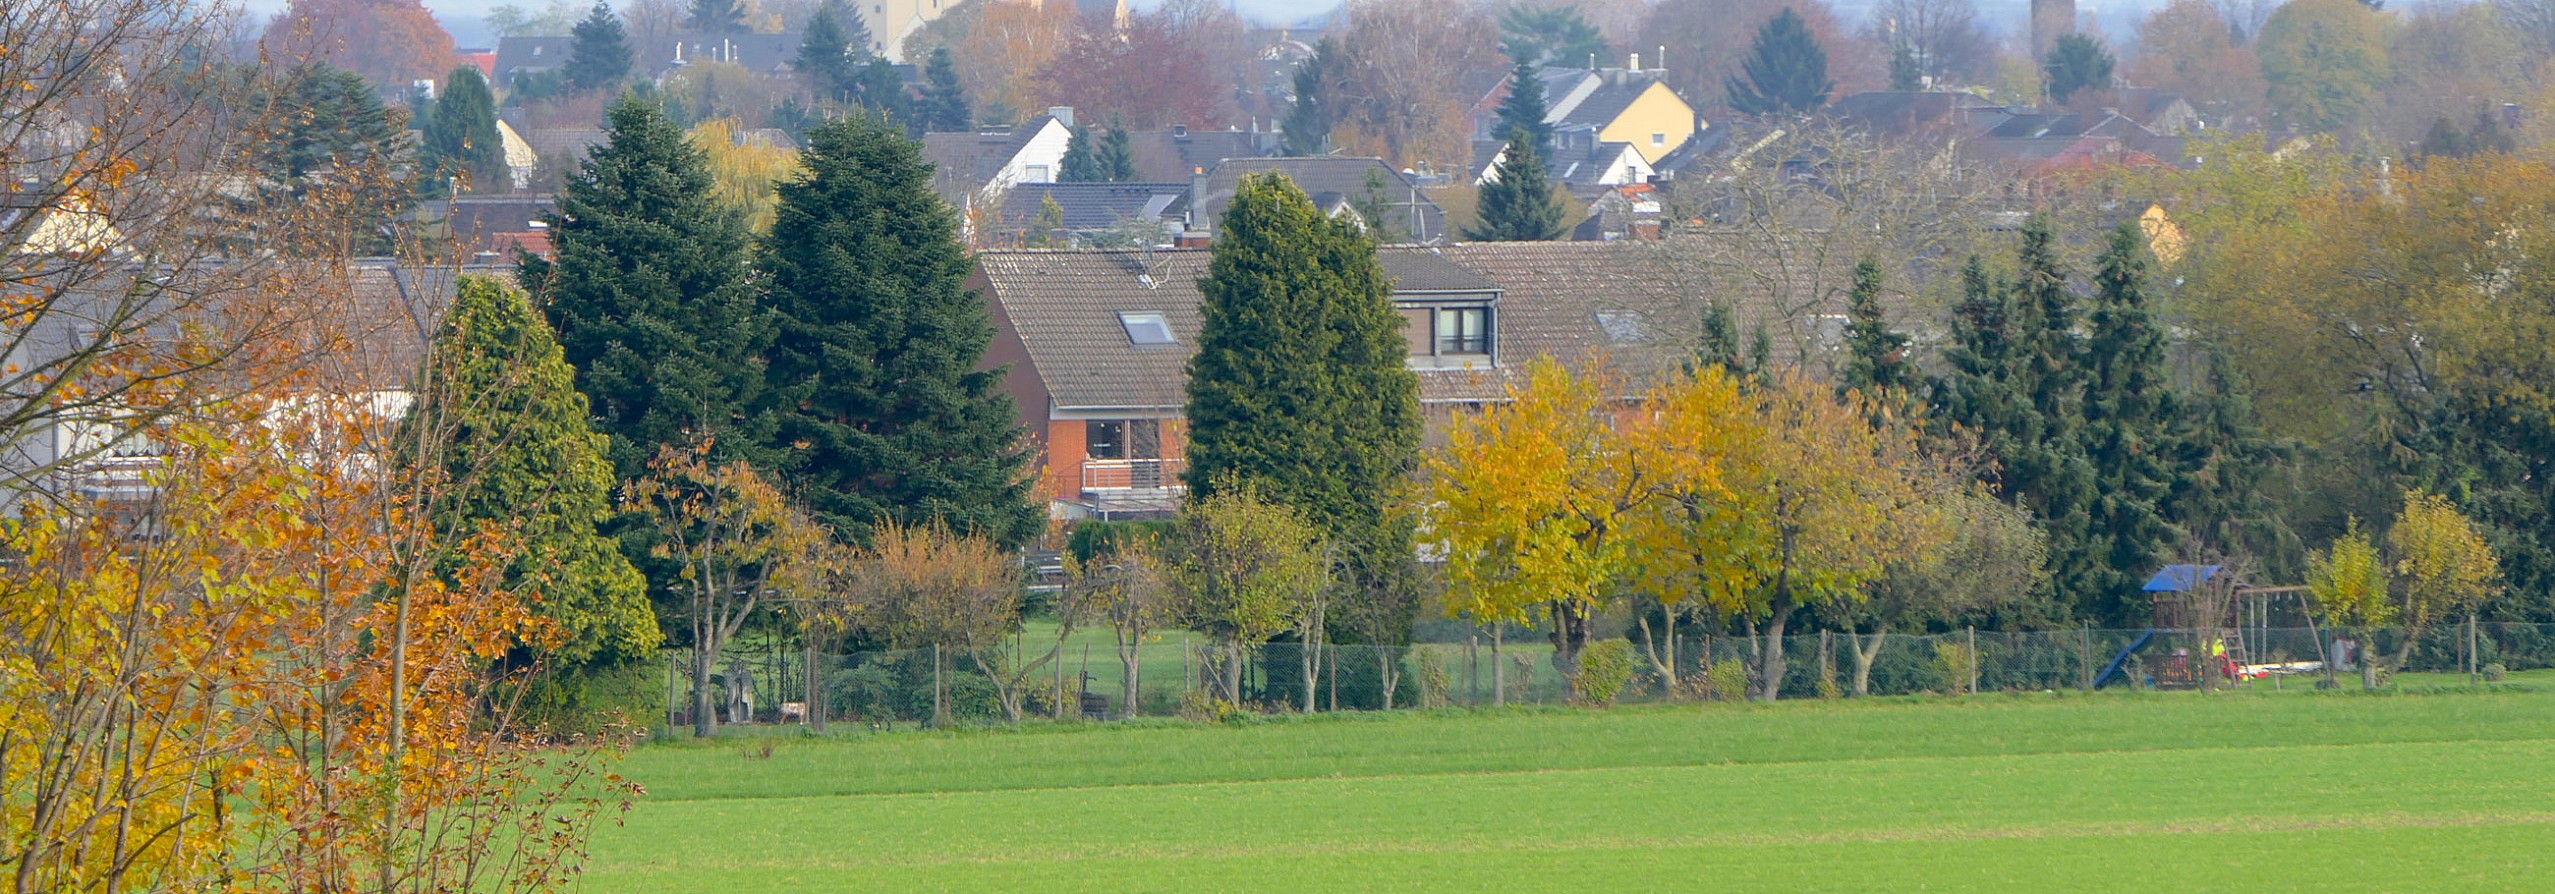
[586,681,2555,893]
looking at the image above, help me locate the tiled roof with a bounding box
[974,241,1740,409]
[1122,129,1267,181]
[923,115,1062,203]
[997,182,1190,231]
[1193,157,1447,242]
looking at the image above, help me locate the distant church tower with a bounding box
[2030,0,2076,61]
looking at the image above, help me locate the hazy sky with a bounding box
[236,0,2176,54]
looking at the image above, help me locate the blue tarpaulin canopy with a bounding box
[2142,564,2226,592]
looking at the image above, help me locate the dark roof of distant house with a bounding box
[494,32,807,84]
[1193,156,1447,242]
[1823,91,2013,138]
[998,182,1190,231]
[522,127,607,160]
[1121,129,1267,181]
[444,195,558,255]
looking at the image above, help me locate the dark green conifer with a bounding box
[1726,7,1835,116]
[421,65,506,194]
[565,1,633,94]
[918,47,971,132]
[1463,127,1566,241]
[756,113,1041,545]
[1840,257,1913,398]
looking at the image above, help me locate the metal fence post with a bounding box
[2079,625,2092,692]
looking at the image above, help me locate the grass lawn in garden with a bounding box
[586,681,2555,893]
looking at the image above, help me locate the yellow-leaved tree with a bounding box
[2307,518,2391,689]
[1422,358,1654,679]
[2386,490,2500,676]
[1618,365,1764,692]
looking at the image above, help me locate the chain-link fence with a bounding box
[639,623,2555,732]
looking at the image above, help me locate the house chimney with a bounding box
[1630,52,1640,72]
[1049,106,1075,129]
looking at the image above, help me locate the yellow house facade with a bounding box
[1592,80,1703,164]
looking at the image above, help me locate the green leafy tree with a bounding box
[564,1,632,94]
[1185,172,1423,600]
[797,3,859,103]
[918,46,971,132]
[1281,39,1336,157]
[407,275,656,666]
[688,0,746,33]
[2079,222,2182,620]
[1167,485,1332,702]
[1840,258,1913,397]
[522,95,773,481]
[1727,7,1834,117]
[2042,33,2115,103]
[1464,129,1567,241]
[756,113,1041,545]
[421,65,506,194]
[1493,58,1552,153]
[2257,0,2388,132]
[1499,3,1610,66]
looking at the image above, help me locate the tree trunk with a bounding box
[1816,629,1833,695]
[1120,631,1143,718]
[1548,599,1592,679]
[1491,626,1505,707]
[1378,646,1399,710]
[691,643,716,738]
[1300,635,1319,713]
[1755,599,1795,702]
[1223,641,1245,704]
[805,635,825,733]
[1634,606,1677,692]
[1852,629,1887,696]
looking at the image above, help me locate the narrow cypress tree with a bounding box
[2080,222,2185,620]
[523,94,772,481]
[1463,128,1567,241]
[408,275,656,665]
[1889,42,1924,91]
[1058,126,1105,182]
[1840,257,1913,397]
[1726,7,1835,116]
[687,0,746,33]
[918,46,970,132]
[1281,39,1335,157]
[796,3,858,103]
[1493,58,1552,153]
[422,65,506,194]
[1186,172,1423,584]
[564,1,632,94]
[757,113,1041,545]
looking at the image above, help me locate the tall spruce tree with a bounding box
[1726,7,1835,116]
[918,46,970,132]
[2169,348,2301,575]
[421,65,506,194]
[756,113,1041,545]
[687,0,746,33]
[1058,126,1105,181]
[1463,129,1566,241]
[1098,124,1136,181]
[257,62,411,252]
[2080,222,2183,620]
[837,0,877,58]
[796,3,858,102]
[1281,39,1336,156]
[522,95,772,480]
[407,275,656,665]
[1185,172,1423,590]
[853,57,908,125]
[1840,257,1913,397]
[1494,59,1553,153]
[1932,219,2106,621]
[564,1,633,94]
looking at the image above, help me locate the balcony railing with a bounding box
[1081,457,1185,493]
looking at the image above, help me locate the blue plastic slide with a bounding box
[2092,629,2158,689]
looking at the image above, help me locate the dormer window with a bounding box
[1119,311,1176,345]
[1435,307,1490,355]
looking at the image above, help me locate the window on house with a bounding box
[1023,164,1052,183]
[1435,307,1490,355]
[1085,419,1161,460]
[1653,132,1666,146]
[1119,311,1176,345]
[1399,307,1432,356]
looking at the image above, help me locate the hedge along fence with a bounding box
[645,623,2555,732]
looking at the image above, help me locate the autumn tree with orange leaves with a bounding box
[264,0,463,91]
